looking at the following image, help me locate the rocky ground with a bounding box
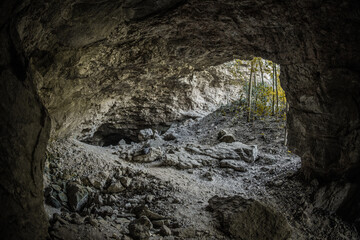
[44,103,359,240]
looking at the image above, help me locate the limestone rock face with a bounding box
[0,2,51,239]
[15,0,359,180]
[208,196,292,240]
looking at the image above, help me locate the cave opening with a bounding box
[41,58,341,240]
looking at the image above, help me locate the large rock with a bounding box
[219,159,247,172]
[106,182,126,193]
[219,134,236,143]
[66,182,89,212]
[208,196,292,240]
[0,2,51,238]
[132,147,163,162]
[129,216,153,240]
[313,181,360,231]
[185,142,258,162]
[138,129,154,141]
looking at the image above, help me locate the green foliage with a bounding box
[228,57,287,120]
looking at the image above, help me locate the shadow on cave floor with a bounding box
[44,103,359,240]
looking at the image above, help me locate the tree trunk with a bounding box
[260,61,264,85]
[247,62,253,122]
[253,72,257,121]
[284,102,290,146]
[275,64,279,116]
[272,65,275,115]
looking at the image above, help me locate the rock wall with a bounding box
[0,1,51,239]
[19,0,359,180]
[77,64,242,146]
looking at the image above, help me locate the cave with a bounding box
[0,0,359,239]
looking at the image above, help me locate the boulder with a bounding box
[106,182,125,193]
[219,134,236,143]
[66,182,89,212]
[217,129,228,139]
[160,225,172,236]
[163,132,178,141]
[224,142,258,163]
[138,129,154,141]
[133,147,162,162]
[208,196,292,240]
[129,216,153,240]
[219,159,247,172]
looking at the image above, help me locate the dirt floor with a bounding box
[44,104,359,240]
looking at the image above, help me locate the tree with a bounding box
[229,57,287,121]
[275,64,279,115]
[247,61,254,122]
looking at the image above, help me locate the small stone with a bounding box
[120,177,132,188]
[219,160,247,172]
[133,147,162,162]
[160,225,172,236]
[95,206,114,217]
[217,129,228,139]
[46,195,62,208]
[70,213,83,224]
[128,216,153,240]
[201,172,213,181]
[53,213,68,225]
[57,191,68,203]
[85,216,98,226]
[138,129,154,141]
[52,184,62,192]
[219,134,236,143]
[145,194,154,203]
[152,220,165,228]
[133,205,165,220]
[107,182,125,193]
[163,133,177,141]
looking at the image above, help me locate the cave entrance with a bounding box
[43,57,306,239]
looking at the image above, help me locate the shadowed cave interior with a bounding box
[0,0,360,239]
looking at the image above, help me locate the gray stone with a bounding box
[129,216,153,240]
[219,160,247,172]
[52,184,62,192]
[133,147,162,162]
[138,129,154,141]
[120,177,132,188]
[314,181,353,213]
[208,196,292,240]
[57,192,68,203]
[227,142,258,163]
[217,129,228,139]
[46,195,62,209]
[160,225,172,236]
[66,182,89,212]
[133,206,166,221]
[107,182,125,193]
[163,133,178,141]
[219,134,236,143]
